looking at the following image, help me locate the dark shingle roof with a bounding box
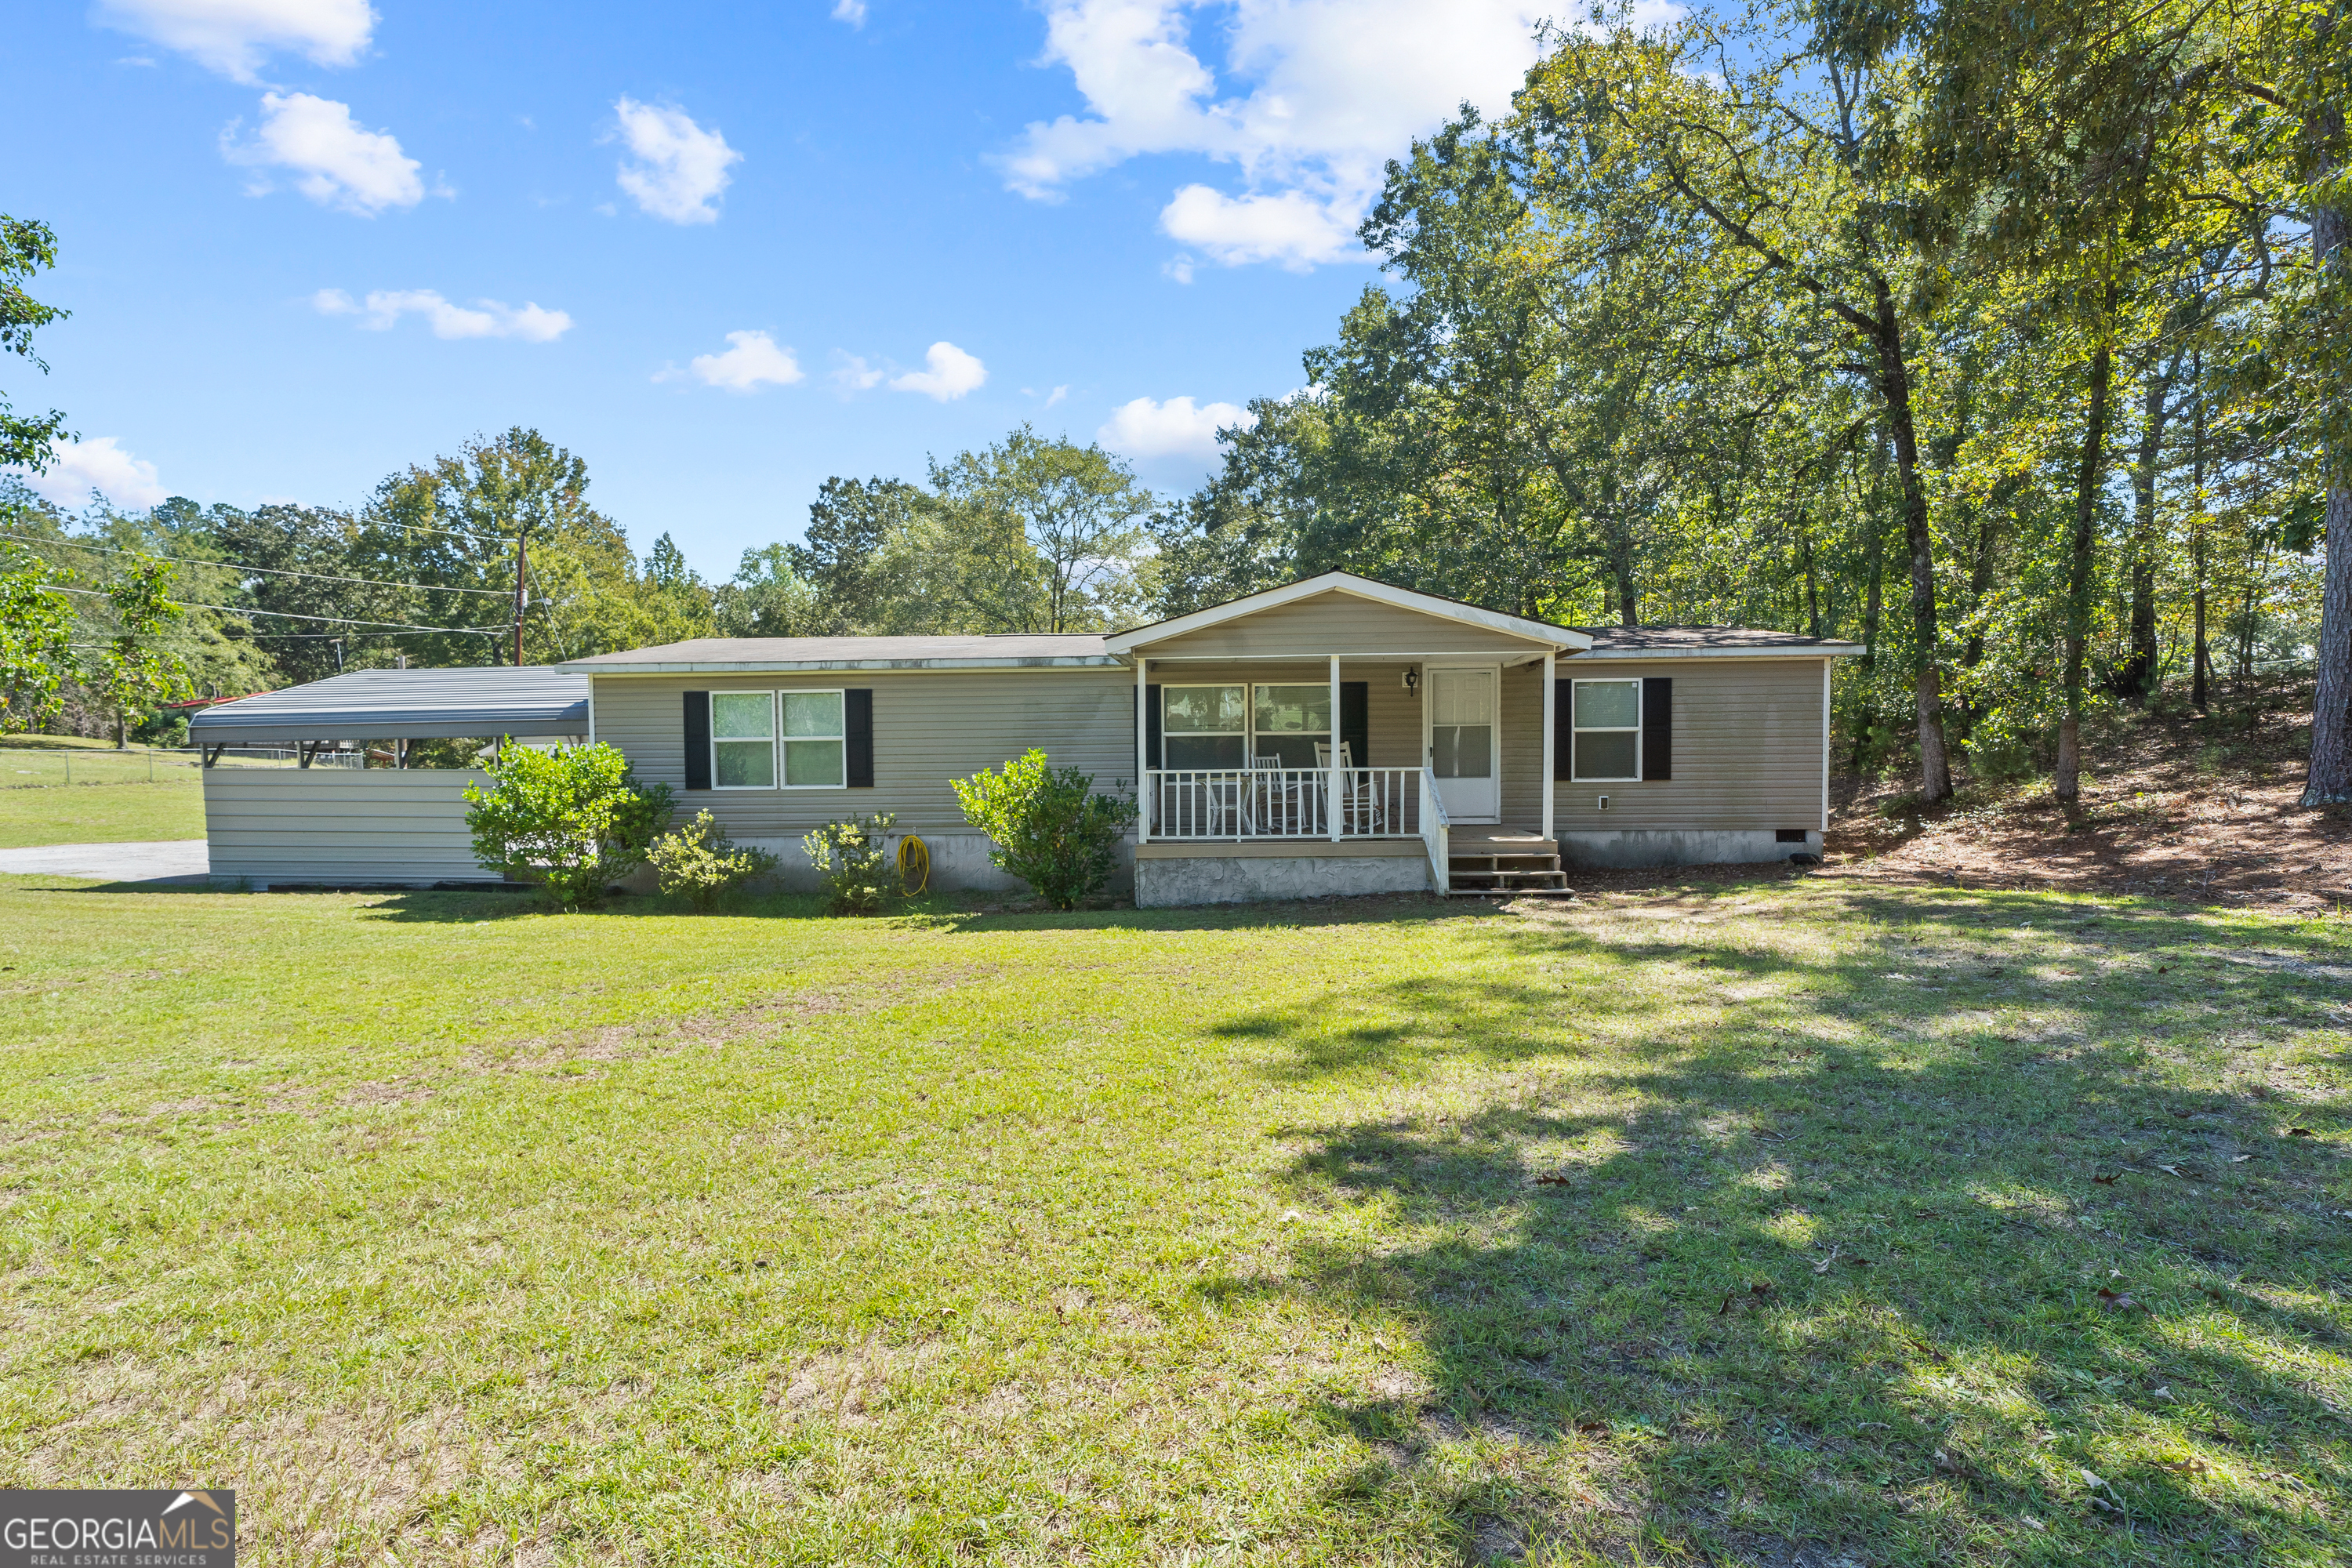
[188,666,589,742]
[1574,626,1865,657]
[559,633,1117,671]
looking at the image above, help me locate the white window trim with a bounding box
[710,690,779,792]
[1161,683,1334,767]
[1570,677,1643,783]
[777,687,849,790]
[1250,681,1332,762]
[1162,683,1247,767]
[707,688,851,791]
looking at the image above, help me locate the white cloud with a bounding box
[9,437,168,510]
[1097,394,1252,459]
[831,353,887,391]
[224,92,424,215]
[684,330,804,391]
[832,0,869,24]
[890,342,987,401]
[313,288,572,340]
[1000,1,1677,270]
[95,0,374,82]
[1160,183,1357,269]
[612,98,741,224]
[1043,385,1069,408]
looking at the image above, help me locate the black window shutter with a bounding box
[845,688,874,786]
[1554,681,1573,779]
[1642,677,1673,780]
[1144,683,1162,768]
[683,691,711,790]
[1341,681,1369,766]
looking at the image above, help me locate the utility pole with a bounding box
[512,532,528,666]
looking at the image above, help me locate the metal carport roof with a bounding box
[188,666,590,744]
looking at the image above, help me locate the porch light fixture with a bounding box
[1402,666,1421,692]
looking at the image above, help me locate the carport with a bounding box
[189,666,589,888]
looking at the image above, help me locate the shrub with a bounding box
[463,739,675,909]
[952,749,1137,909]
[651,811,779,910]
[804,811,897,915]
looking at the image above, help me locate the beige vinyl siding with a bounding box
[205,768,495,883]
[1548,657,1828,832]
[1143,660,1421,769]
[1139,590,1551,660]
[593,668,1137,834]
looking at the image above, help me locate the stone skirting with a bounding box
[1134,840,1435,906]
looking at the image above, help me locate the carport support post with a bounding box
[1541,651,1555,843]
[1328,653,1341,841]
[1134,656,1149,845]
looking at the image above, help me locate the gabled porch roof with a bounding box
[1103,572,1593,661]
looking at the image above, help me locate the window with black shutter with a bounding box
[683,691,711,790]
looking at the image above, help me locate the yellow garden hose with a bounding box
[897,833,931,895]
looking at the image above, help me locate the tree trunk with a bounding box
[1872,280,1951,802]
[2191,354,2210,713]
[2055,328,2116,805]
[2122,354,2178,702]
[1802,522,1824,638]
[2303,76,2352,802]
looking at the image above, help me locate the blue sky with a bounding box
[6,1,1568,578]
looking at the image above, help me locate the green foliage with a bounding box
[463,741,676,909]
[801,811,897,916]
[0,542,73,731]
[952,749,1136,910]
[0,215,71,471]
[85,554,187,740]
[651,810,779,910]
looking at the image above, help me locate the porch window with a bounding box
[711,691,776,788]
[1251,684,1330,768]
[1571,679,1641,781]
[781,690,847,787]
[1163,685,1246,768]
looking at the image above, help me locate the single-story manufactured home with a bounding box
[192,572,1862,903]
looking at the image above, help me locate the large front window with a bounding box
[1572,679,1641,781]
[1163,684,1246,768]
[1251,684,1331,768]
[711,691,775,787]
[781,691,846,787]
[710,689,846,789]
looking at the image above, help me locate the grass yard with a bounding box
[0,739,210,848]
[2,876,2347,1565]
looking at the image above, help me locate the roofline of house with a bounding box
[1571,643,1868,660]
[1103,571,1595,654]
[557,655,1127,674]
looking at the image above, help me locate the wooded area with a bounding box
[4,0,2344,803]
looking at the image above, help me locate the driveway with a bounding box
[0,840,209,886]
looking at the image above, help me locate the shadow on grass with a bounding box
[352,884,1496,935]
[1207,887,2352,1564]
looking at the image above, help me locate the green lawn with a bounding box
[1,877,2346,1565]
[0,740,211,848]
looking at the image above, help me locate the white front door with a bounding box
[1428,666,1499,822]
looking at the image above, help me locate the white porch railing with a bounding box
[1418,766,1450,893]
[1144,767,1421,840]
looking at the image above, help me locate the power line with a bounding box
[45,584,506,635]
[2,531,514,597]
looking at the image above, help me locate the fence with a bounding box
[1143,766,1423,840]
[0,746,366,788]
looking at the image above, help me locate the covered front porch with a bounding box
[1105,574,1592,904]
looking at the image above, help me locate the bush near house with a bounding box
[803,811,897,915]
[463,740,674,909]
[953,748,1136,909]
[652,810,779,910]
